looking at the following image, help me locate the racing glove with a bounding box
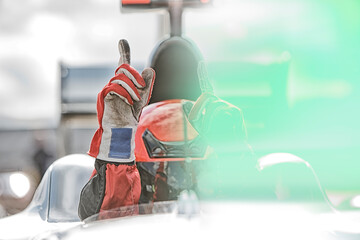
[88,43,155,162]
[187,62,251,154]
[78,40,155,220]
[187,62,256,199]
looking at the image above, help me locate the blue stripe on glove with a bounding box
[109,128,132,159]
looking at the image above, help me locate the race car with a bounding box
[5,152,358,240]
[1,0,359,239]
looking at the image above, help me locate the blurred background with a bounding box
[0,0,359,216]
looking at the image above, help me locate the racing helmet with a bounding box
[148,37,203,104]
[135,99,209,203]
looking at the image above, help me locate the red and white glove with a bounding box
[88,40,155,163]
[79,40,155,221]
[188,62,249,153]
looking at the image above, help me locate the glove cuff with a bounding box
[89,126,137,163]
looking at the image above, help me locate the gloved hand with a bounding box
[188,62,255,200]
[88,39,155,162]
[187,62,250,153]
[78,40,155,221]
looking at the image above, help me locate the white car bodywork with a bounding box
[1,152,359,240]
[0,154,94,240]
[37,200,352,240]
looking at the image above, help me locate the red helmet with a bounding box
[135,99,209,203]
[135,99,209,162]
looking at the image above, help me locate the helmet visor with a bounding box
[142,128,208,159]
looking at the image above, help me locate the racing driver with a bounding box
[78,39,252,220]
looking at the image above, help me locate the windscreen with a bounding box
[48,161,93,222]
